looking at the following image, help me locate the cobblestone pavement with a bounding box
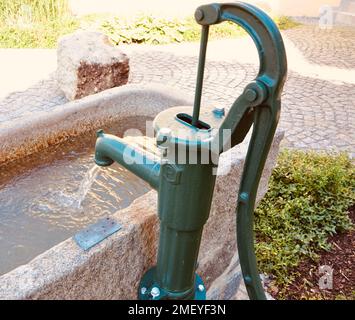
[131,52,355,154]
[284,25,355,69]
[1,28,354,155]
[0,77,66,123]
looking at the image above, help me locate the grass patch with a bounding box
[0,0,78,48]
[255,150,354,287]
[0,18,79,48]
[0,0,70,23]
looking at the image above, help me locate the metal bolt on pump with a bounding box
[94,2,287,300]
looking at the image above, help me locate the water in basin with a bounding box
[0,117,152,276]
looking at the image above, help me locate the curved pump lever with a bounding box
[193,2,287,300]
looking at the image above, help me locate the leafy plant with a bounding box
[100,15,298,45]
[177,17,245,43]
[101,15,188,45]
[273,16,301,30]
[255,150,354,285]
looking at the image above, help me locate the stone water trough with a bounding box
[0,83,283,299]
[0,32,283,300]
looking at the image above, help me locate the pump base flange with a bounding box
[138,267,206,300]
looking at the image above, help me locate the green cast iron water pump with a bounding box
[94,2,287,300]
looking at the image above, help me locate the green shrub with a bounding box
[101,15,188,45]
[100,15,244,45]
[181,17,245,42]
[255,150,354,285]
[100,15,298,45]
[273,16,301,30]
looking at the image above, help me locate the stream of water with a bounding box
[75,165,101,209]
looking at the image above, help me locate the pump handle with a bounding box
[194,2,288,300]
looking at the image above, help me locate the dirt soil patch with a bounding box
[273,206,355,300]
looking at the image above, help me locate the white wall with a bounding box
[68,0,342,18]
[273,0,341,16]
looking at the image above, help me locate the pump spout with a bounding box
[94,129,161,190]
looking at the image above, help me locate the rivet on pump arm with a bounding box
[94,2,287,300]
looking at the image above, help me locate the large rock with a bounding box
[56,31,129,100]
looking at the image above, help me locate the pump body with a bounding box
[94,2,287,300]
